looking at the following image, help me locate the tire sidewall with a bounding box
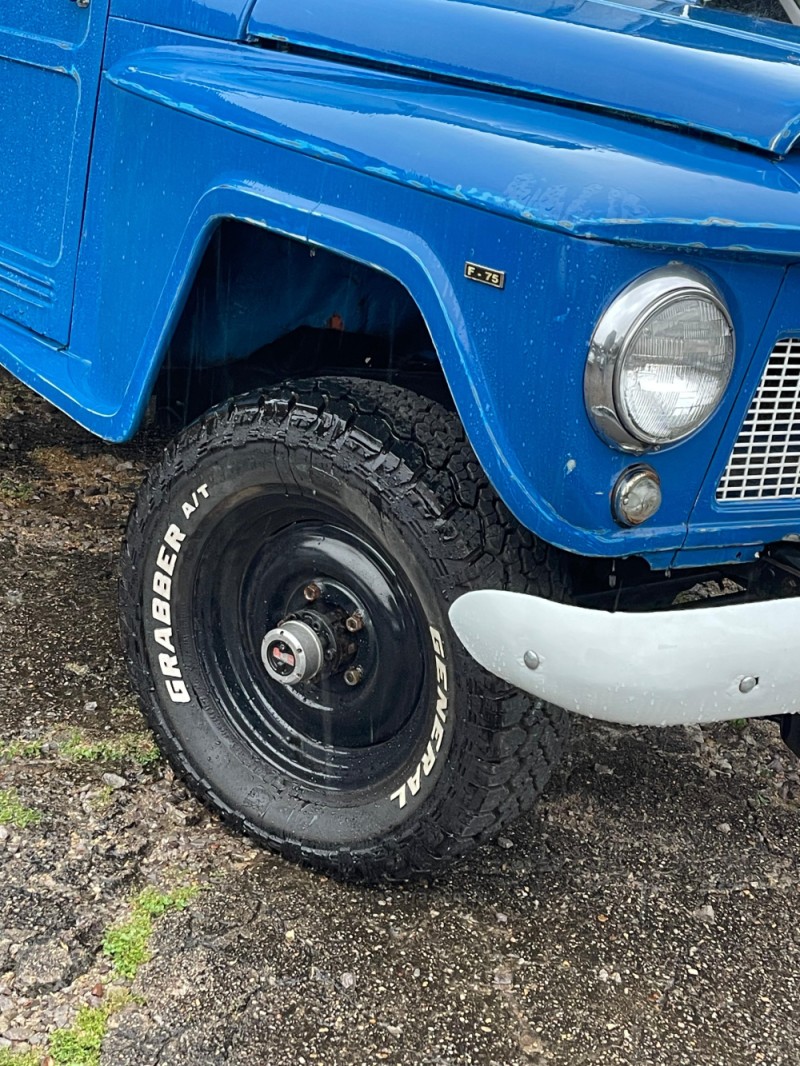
[130,403,466,851]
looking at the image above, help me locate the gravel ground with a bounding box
[0,368,798,1066]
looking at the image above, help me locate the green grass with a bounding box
[60,729,159,768]
[0,788,40,828]
[87,784,115,811]
[49,1004,108,1066]
[48,992,136,1066]
[103,886,199,980]
[0,1050,41,1066]
[0,738,44,760]
[0,477,33,502]
[0,728,159,769]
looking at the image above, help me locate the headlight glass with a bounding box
[585,266,735,453]
[617,295,734,445]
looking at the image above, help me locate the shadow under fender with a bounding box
[118,377,570,881]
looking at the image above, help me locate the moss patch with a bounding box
[103,886,199,980]
[49,1004,108,1066]
[0,789,40,828]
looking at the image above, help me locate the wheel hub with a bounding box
[261,619,324,686]
[261,582,367,689]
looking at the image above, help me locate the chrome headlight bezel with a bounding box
[584,265,735,453]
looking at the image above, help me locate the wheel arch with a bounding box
[152,216,449,425]
[110,183,481,444]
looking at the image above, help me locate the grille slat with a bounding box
[717,338,800,502]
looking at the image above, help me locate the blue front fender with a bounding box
[13,26,791,566]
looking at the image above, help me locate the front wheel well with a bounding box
[153,219,452,427]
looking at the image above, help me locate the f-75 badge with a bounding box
[464,262,505,289]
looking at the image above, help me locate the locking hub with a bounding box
[261,619,324,686]
[262,584,367,689]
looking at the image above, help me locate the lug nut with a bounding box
[303,582,322,602]
[344,666,364,687]
[345,611,364,633]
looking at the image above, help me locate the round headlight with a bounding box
[585,266,734,452]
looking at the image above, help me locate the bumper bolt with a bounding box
[345,611,364,633]
[344,666,364,687]
[303,582,322,602]
[523,650,540,671]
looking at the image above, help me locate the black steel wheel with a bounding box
[190,499,430,792]
[120,378,570,881]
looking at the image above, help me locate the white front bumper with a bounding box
[448,590,799,727]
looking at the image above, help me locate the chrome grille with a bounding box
[717,338,800,502]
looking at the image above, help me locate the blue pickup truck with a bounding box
[3,0,799,878]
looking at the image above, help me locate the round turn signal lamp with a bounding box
[612,466,662,527]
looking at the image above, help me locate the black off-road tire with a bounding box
[120,378,570,881]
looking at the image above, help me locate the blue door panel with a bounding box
[0,61,78,263]
[0,2,108,342]
[0,0,93,43]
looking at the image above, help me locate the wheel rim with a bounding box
[190,490,431,794]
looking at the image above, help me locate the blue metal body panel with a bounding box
[1,4,800,571]
[678,257,800,568]
[106,44,800,257]
[111,0,253,41]
[0,0,110,341]
[247,0,800,154]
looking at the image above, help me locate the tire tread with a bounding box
[120,377,570,881]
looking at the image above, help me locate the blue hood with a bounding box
[246,0,800,155]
